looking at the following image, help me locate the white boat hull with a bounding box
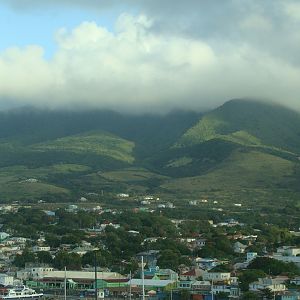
[0,295,43,299]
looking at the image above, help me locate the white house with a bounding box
[0,274,14,286]
[203,272,231,283]
[249,277,286,292]
[0,232,10,241]
[276,246,300,257]
[233,241,248,254]
[32,245,50,252]
[246,252,258,262]
[195,258,220,270]
[17,266,54,280]
[117,193,129,198]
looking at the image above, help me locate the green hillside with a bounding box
[160,149,300,208]
[1,100,300,205]
[161,149,295,192]
[178,99,300,154]
[32,131,135,163]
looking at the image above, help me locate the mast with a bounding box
[95,251,98,300]
[141,256,145,300]
[129,270,132,300]
[64,266,67,300]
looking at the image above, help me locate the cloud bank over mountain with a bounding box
[0,0,300,113]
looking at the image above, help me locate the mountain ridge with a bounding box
[0,99,300,204]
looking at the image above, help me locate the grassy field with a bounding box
[161,149,296,195]
[100,167,169,182]
[32,131,135,163]
[0,164,91,201]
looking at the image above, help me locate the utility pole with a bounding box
[141,256,145,300]
[129,270,132,300]
[95,251,98,300]
[64,266,67,300]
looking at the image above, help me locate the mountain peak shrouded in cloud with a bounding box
[0,1,300,113]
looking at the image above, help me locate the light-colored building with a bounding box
[277,246,300,257]
[233,241,248,254]
[249,277,286,292]
[246,252,258,262]
[32,245,50,252]
[17,266,54,280]
[0,232,10,241]
[203,272,231,282]
[290,277,300,285]
[0,274,14,286]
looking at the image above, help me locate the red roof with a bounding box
[182,269,196,276]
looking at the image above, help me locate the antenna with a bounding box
[64,266,67,300]
[95,251,98,300]
[141,256,145,300]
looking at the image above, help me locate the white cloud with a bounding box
[284,1,300,21]
[0,14,300,113]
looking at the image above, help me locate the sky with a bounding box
[0,0,300,113]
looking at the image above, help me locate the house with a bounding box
[189,200,198,206]
[276,291,300,300]
[246,252,258,262]
[196,238,207,248]
[157,204,166,209]
[290,277,300,285]
[195,258,220,270]
[271,248,300,268]
[233,241,248,254]
[202,272,231,283]
[129,279,175,291]
[71,246,98,256]
[17,265,54,280]
[276,246,300,257]
[66,205,78,212]
[180,268,203,281]
[0,232,10,241]
[32,245,50,252]
[0,273,14,286]
[249,277,286,292]
[143,267,178,281]
[165,202,175,209]
[191,280,211,291]
[43,210,56,217]
[136,250,160,268]
[117,193,129,198]
[142,237,160,245]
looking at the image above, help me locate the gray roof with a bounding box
[129,279,174,287]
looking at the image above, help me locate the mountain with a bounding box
[178,99,300,153]
[0,100,300,207]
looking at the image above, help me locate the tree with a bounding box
[239,269,266,291]
[53,251,81,270]
[216,291,230,300]
[157,250,180,270]
[179,290,190,300]
[37,251,53,264]
[13,249,36,267]
[45,234,61,248]
[260,288,273,300]
[82,250,112,267]
[248,257,300,276]
[242,291,260,300]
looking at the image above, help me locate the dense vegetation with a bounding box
[0,100,300,221]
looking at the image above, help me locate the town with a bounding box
[0,195,299,300]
